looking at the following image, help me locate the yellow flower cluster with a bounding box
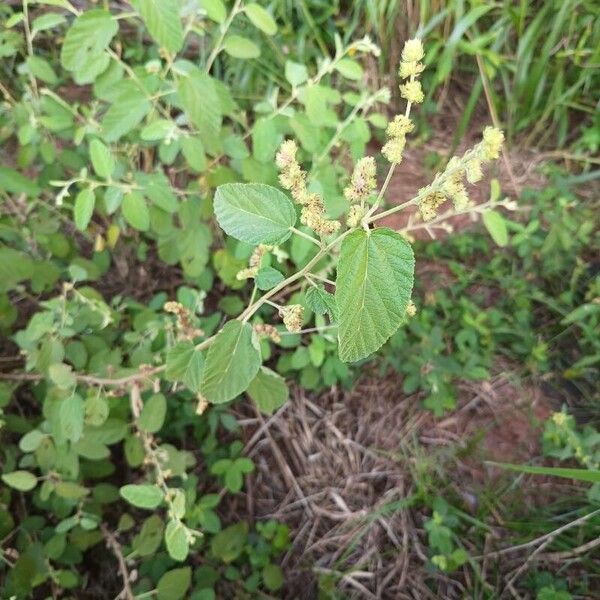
[279,304,304,333]
[344,157,377,204]
[399,38,425,105]
[482,126,505,160]
[346,204,366,227]
[254,323,281,343]
[382,38,423,165]
[382,114,414,164]
[418,190,446,221]
[236,244,272,281]
[276,140,340,237]
[164,301,203,340]
[417,126,505,221]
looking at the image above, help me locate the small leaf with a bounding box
[252,117,281,163]
[19,430,46,453]
[136,0,184,53]
[255,267,284,291]
[59,394,84,443]
[102,81,152,142]
[157,567,192,600]
[122,191,150,231]
[336,228,415,362]
[176,67,222,142]
[200,321,261,404]
[214,183,296,245]
[211,522,248,563]
[181,135,206,172]
[244,3,277,35]
[263,563,284,591]
[165,519,189,561]
[285,60,308,87]
[334,58,364,80]
[27,56,58,84]
[2,470,38,492]
[198,0,226,23]
[73,188,95,231]
[89,139,114,179]
[305,285,337,319]
[482,210,508,247]
[246,367,289,415]
[165,342,204,393]
[119,484,164,509]
[223,35,260,59]
[138,393,167,433]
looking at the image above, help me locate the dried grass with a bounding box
[225,365,589,599]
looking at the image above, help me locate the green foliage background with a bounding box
[0,0,599,598]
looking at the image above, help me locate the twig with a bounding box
[101,524,135,600]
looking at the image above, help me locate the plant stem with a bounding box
[205,0,243,73]
[290,227,322,248]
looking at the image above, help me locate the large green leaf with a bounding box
[60,9,117,83]
[214,183,296,245]
[336,228,414,362]
[200,321,261,404]
[177,67,222,143]
[135,0,183,53]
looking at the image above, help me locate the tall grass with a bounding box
[225,0,599,149]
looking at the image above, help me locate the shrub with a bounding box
[0,1,507,597]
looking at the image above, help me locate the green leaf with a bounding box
[263,563,284,591]
[119,484,164,509]
[244,4,277,35]
[305,285,337,319]
[200,321,261,404]
[198,0,226,23]
[211,522,248,563]
[177,67,222,143]
[252,117,281,163]
[60,9,118,83]
[27,56,58,84]
[140,119,174,141]
[223,35,260,59]
[32,11,66,32]
[59,394,84,443]
[135,172,178,213]
[255,267,284,291]
[490,462,600,483]
[138,393,167,433]
[336,228,415,362]
[122,191,150,231]
[165,519,189,561]
[157,567,191,600]
[214,183,296,245]
[102,81,152,142]
[2,470,38,492]
[0,166,40,197]
[132,515,164,556]
[73,188,95,231]
[181,135,206,172]
[334,58,364,81]
[89,139,114,179]
[285,60,308,87]
[165,342,205,393]
[136,0,184,53]
[246,367,289,415]
[482,210,508,247]
[19,430,45,453]
[49,362,76,389]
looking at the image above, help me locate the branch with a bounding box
[101,524,135,600]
